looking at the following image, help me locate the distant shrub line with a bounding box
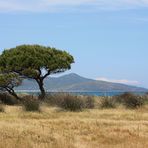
[45,93,95,111]
[0,92,148,112]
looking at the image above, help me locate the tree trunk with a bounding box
[6,88,22,101]
[36,78,46,100]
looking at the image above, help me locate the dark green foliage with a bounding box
[0,93,19,105]
[0,73,21,87]
[100,97,116,109]
[0,45,74,73]
[0,73,22,100]
[117,92,144,109]
[85,96,95,109]
[0,45,74,99]
[23,96,40,112]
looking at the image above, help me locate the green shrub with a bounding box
[85,96,95,109]
[144,93,148,104]
[46,94,95,110]
[58,94,85,111]
[0,93,19,105]
[144,95,148,104]
[45,93,65,107]
[23,96,40,112]
[117,92,144,109]
[100,97,116,109]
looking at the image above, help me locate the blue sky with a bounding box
[0,0,148,88]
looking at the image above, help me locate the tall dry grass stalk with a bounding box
[0,105,148,148]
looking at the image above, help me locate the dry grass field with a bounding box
[0,105,148,148]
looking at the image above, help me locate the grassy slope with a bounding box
[0,105,148,148]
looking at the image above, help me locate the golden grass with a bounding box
[0,105,148,148]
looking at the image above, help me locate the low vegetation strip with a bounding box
[0,92,148,147]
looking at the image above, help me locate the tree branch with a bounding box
[42,70,50,80]
[13,70,35,79]
[38,69,42,76]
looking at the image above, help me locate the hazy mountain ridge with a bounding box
[15,73,148,92]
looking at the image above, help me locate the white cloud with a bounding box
[96,77,139,85]
[0,0,148,12]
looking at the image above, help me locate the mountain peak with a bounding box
[62,73,81,78]
[16,73,148,92]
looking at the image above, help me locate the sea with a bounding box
[16,91,147,97]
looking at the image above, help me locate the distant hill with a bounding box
[15,73,148,92]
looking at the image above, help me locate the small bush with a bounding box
[0,93,19,105]
[0,105,5,112]
[100,97,116,109]
[144,93,148,104]
[85,96,95,109]
[23,96,40,112]
[46,94,95,109]
[45,93,65,107]
[58,94,85,111]
[144,95,148,104]
[117,92,144,109]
